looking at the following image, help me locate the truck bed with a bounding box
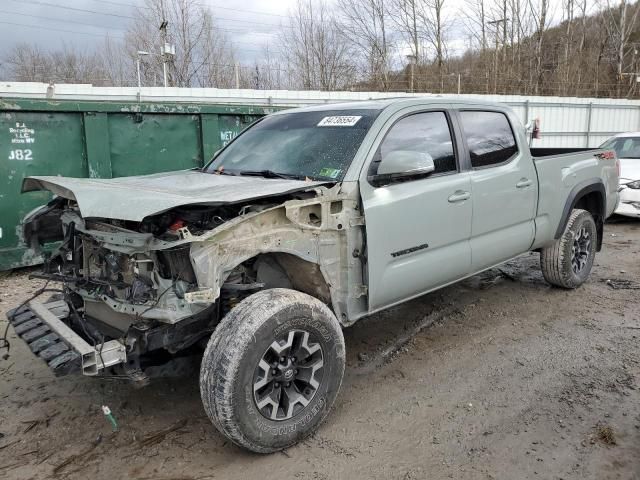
[530,147,600,158]
[530,147,619,250]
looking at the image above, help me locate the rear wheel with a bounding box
[540,208,597,289]
[200,288,345,453]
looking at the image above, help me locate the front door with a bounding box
[360,110,473,312]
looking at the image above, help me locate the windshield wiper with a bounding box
[238,169,306,180]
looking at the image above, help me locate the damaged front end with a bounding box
[10,175,366,383]
[12,202,226,381]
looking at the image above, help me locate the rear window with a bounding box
[460,111,518,168]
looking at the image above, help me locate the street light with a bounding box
[136,50,150,89]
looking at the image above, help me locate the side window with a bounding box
[370,111,457,177]
[460,111,518,168]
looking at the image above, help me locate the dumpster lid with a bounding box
[22,170,327,222]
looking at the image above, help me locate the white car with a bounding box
[601,133,640,218]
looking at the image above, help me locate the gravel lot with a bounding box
[0,218,638,480]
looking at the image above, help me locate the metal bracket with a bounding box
[28,300,126,376]
[349,216,365,227]
[353,284,368,298]
[177,227,193,240]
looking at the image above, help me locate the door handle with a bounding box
[516,178,533,189]
[448,190,471,203]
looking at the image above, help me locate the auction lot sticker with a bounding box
[317,116,362,127]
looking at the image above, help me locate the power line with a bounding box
[0,20,278,53]
[9,0,290,30]
[0,20,126,39]
[11,0,132,19]
[0,9,128,31]
[1,8,280,38]
[91,0,292,19]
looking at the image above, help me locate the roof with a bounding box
[270,96,508,115]
[612,131,640,138]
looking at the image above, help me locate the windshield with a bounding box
[204,109,381,180]
[600,136,640,159]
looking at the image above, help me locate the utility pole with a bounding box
[160,20,168,87]
[158,0,175,87]
[159,4,169,89]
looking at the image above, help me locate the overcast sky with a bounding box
[0,0,568,70]
[0,0,298,64]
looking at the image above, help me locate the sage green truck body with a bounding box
[12,98,619,376]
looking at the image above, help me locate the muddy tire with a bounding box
[200,288,345,453]
[540,209,597,289]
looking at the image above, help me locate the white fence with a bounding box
[3,82,640,148]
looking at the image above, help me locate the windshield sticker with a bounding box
[317,116,362,127]
[319,167,342,178]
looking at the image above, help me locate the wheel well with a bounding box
[572,190,605,251]
[236,253,332,306]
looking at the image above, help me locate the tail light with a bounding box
[532,118,541,139]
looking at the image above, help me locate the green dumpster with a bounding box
[0,98,278,270]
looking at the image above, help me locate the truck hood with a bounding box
[22,170,326,222]
[619,158,640,182]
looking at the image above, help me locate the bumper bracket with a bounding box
[6,299,126,376]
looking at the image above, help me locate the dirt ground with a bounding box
[0,218,639,480]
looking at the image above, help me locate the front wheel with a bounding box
[200,288,345,453]
[540,208,597,289]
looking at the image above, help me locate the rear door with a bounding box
[457,110,538,271]
[360,108,472,311]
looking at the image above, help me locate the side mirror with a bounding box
[369,150,435,186]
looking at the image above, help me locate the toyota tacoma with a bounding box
[6,98,619,452]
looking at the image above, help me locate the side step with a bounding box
[6,300,127,376]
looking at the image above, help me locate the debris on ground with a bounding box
[603,278,640,290]
[138,419,188,448]
[52,441,100,476]
[595,424,617,446]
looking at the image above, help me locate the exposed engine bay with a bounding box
[21,179,365,382]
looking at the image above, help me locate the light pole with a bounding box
[136,50,150,89]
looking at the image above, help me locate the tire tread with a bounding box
[200,288,344,453]
[540,208,596,289]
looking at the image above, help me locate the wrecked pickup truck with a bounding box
[6,98,619,453]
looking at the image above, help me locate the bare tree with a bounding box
[339,0,392,90]
[420,0,448,92]
[389,0,427,64]
[3,43,108,85]
[463,0,489,50]
[125,0,236,87]
[527,0,551,94]
[100,36,134,87]
[280,0,355,90]
[600,0,640,95]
